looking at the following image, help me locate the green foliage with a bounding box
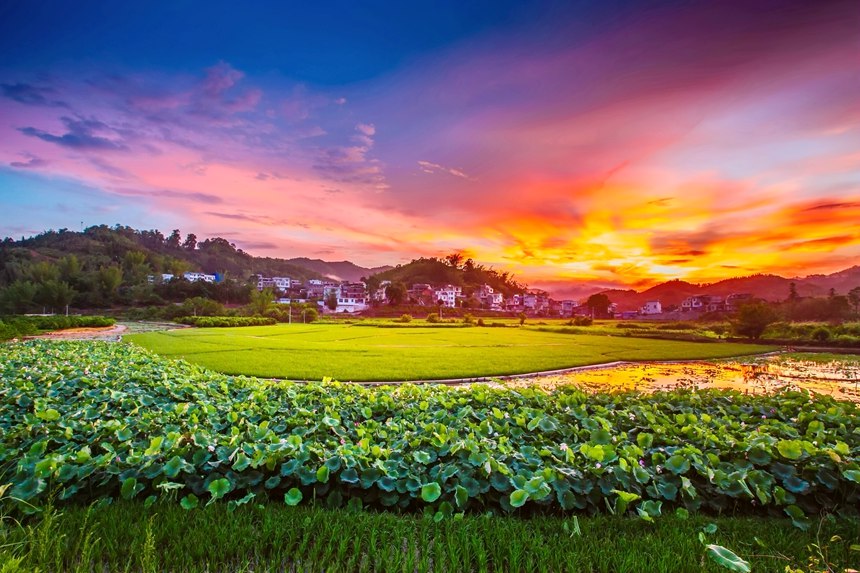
[571,316,593,326]
[3,341,858,525]
[4,503,858,573]
[426,313,440,323]
[585,293,612,318]
[127,324,769,380]
[176,316,276,327]
[384,282,408,305]
[301,307,318,323]
[733,301,778,339]
[705,545,751,572]
[0,315,115,340]
[397,314,413,323]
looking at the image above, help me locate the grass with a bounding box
[126,323,772,380]
[780,352,860,363]
[2,502,858,573]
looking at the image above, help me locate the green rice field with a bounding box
[126,324,772,381]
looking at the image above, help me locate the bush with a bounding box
[0,315,115,340]
[811,327,831,342]
[477,318,485,327]
[425,313,440,323]
[616,322,639,329]
[462,313,475,325]
[302,308,319,323]
[656,322,697,331]
[733,302,778,340]
[572,316,592,326]
[397,314,413,323]
[176,316,276,328]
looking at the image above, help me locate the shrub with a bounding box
[518,312,527,325]
[462,313,475,325]
[176,316,276,328]
[302,308,319,323]
[397,314,413,323]
[572,316,592,326]
[811,327,831,342]
[425,313,440,323]
[0,315,115,340]
[656,322,697,331]
[477,318,485,327]
[616,322,639,329]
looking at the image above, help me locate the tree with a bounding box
[848,286,860,316]
[301,306,318,323]
[787,282,798,303]
[97,266,123,301]
[733,302,778,340]
[166,229,182,249]
[363,275,381,303]
[445,252,464,269]
[585,293,612,318]
[183,233,198,251]
[36,280,76,311]
[385,282,408,305]
[249,287,274,315]
[0,280,37,313]
[325,291,338,311]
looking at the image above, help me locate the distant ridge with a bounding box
[285,258,393,282]
[595,267,860,311]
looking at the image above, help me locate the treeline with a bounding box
[367,253,527,298]
[0,225,325,311]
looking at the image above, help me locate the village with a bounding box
[150,271,755,319]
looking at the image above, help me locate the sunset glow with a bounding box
[1,0,857,293]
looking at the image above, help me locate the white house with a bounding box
[434,285,462,308]
[561,300,579,315]
[183,272,216,283]
[641,301,662,315]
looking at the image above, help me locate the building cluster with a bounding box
[679,293,753,313]
[252,275,584,315]
[153,269,756,319]
[635,293,753,318]
[148,272,218,283]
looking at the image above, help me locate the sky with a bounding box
[0,0,858,294]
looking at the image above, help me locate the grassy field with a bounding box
[126,323,771,380]
[3,502,858,573]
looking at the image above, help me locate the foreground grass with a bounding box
[126,323,771,380]
[3,502,858,573]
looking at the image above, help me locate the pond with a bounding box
[496,355,860,402]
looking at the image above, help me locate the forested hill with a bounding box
[368,255,527,296]
[3,225,323,281]
[0,225,328,311]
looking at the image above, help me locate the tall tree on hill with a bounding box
[166,229,182,249]
[183,233,197,251]
[445,252,464,269]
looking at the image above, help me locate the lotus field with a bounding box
[1,341,859,528]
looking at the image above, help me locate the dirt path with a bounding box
[24,324,128,341]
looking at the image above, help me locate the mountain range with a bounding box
[593,266,860,311]
[284,258,392,283]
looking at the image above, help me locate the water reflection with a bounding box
[495,357,860,402]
